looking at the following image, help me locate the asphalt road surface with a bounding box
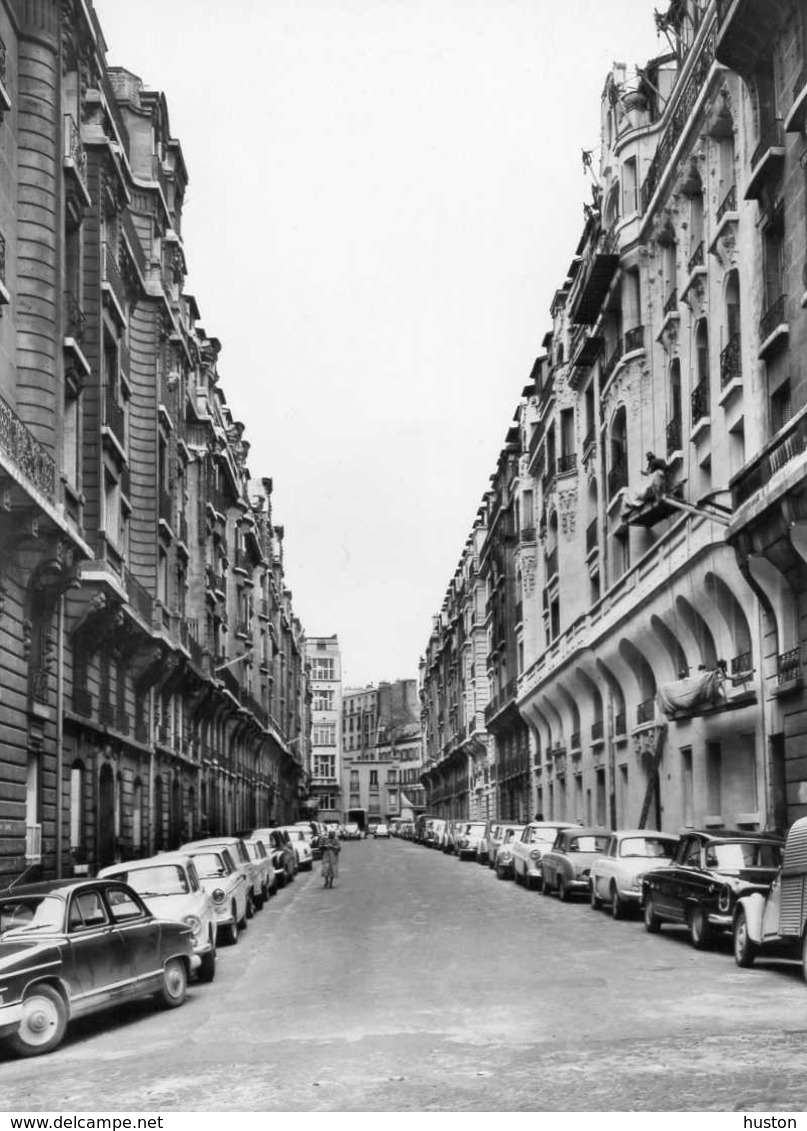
[2,837,805,1112]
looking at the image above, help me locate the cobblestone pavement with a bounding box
[1,838,805,1111]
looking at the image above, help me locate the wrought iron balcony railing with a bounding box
[591,719,604,741]
[0,392,57,501]
[716,184,737,222]
[720,333,741,388]
[666,415,682,455]
[624,325,645,354]
[124,567,153,623]
[687,240,705,275]
[663,287,678,316]
[63,113,87,179]
[64,292,86,343]
[558,452,577,474]
[777,648,801,685]
[600,340,623,388]
[636,697,656,724]
[104,390,125,447]
[759,294,787,344]
[614,712,626,735]
[607,453,628,499]
[101,243,127,316]
[750,119,784,171]
[691,379,710,425]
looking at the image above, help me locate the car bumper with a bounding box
[0,1003,24,1038]
[212,904,236,925]
[706,912,733,930]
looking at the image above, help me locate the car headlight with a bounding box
[529,849,542,861]
[500,851,512,862]
[183,914,203,942]
[718,884,733,913]
[212,888,226,904]
[631,876,642,891]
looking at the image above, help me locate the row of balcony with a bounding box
[0,391,57,502]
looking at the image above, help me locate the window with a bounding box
[369,770,378,792]
[312,689,334,711]
[311,657,335,680]
[313,753,336,779]
[312,724,336,746]
[771,379,791,433]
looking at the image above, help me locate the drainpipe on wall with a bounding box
[55,594,65,879]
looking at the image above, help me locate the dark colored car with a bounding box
[642,829,784,948]
[0,878,195,1057]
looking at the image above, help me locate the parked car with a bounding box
[733,817,807,979]
[181,844,249,945]
[251,827,298,886]
[589,830,678,919]
[642,829,784,948]
[373,823,390,839]
[424,819,446,849]
[541,827,613,901]
[343,823,362,840]
[295,820,325,858]
[243,837,276,903]
[512,822,574,889]
[182,837,261,918]
[0,878,194,1056]
[441,820,459,854]
[98,853,217,982]
[495,826,525,880]
[454,821,487,861]
[276,826,314,870]
[476,821,498,865]
[488,823,523,870]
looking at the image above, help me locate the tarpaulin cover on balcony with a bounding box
[656,668,726,718]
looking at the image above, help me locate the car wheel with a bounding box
[734,910,757,968]
[525,874,534,892]
[590,880,603,911]
[7,984,67,1057]
[557,876,570,902]
[644,894,661,933]
[156,958,187,1009]
[496,864,505,880]
[689,906,711,950]
[218,916,238,946]
[237,898,248,931]
[611,885,626,921]
[246,893,255,920]
[197,948,217,984]
[541,873,552,896]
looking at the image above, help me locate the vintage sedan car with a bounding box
[541,827,613,901]
[182,836,262,917]
[454,821,487,861]
[487,823,521,870]
[373,823,390,839]
[642,829,784,948]
[249,828,298,887]
[243,837,276,903]
[276,826,314,870]
[589,830,678,919]
[0,878,194,1057]
[343,822,363,841]
[733,817,807,979]
[98,853,216,982]
[494,825,526,880]
[423,819,446,849]
[181,844,249,945]
[512,822,574,890]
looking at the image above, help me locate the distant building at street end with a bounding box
[342,679,425,825]
[305,635,343,824]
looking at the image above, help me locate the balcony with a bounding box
[235,619,250,639]
[758,294,788,359]
[745,120,785,202]
[624,325,645,355]
[731,651,753,680]
[777,648,801,686]
[520,525,535,543]
[591,719,605,742]
[607,454,628,500]
[101,243,127,324]
[682,242,706,301]
[569,229,620,325]
[103,390,126,452]
[63,291,86,345]
[63,113,90,206]
[558,452,577,475]
[600,340,623,391]
[158,488,173,528]
[691,380,710,430]
[730,407,807,510]
[720,333,742,390]
[663,288,678,318]
[0,392,57,502]
[687,241,705,276]
[570,334,604,389]
[636,697,656,725]
[786,64,807,134]
[484,677,518,723]
[614,712,626,736]
[641,19,717,212]
[124,566,153,624]
[666,415,682,457]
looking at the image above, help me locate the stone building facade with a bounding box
[0,0,307,887]
[421,0,807,835]
[305,634,343,823]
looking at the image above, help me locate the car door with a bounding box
[65,887,133,1016]
[592,836,615,898]
[660,836,700,921]
[102,883,162,985]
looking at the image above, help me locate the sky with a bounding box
[94,0,664,687]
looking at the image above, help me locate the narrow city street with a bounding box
[2,837,805,1112]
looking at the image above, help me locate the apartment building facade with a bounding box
[0,0,307,887]
[422,0,807,834]
[306,635,343,823]
[343,679,424,823]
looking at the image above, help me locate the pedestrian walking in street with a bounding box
[322,830,341,888]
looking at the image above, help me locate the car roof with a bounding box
[0,878,120,898]
[99,852,196,873]
[682,829,785,843]
[183,837,243,848]
[525,821,574,830]
[612,829,679,840]
[558,826,614,838]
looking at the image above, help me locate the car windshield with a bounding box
[706,841,783,869]
[503,827,525,843]
[465,824,485,836]
[0,895,64,934]
[527,827,561,844]
[191,852,229,878]
[110,865,190,896]
[619,837,676,860]
[568,836,609,853]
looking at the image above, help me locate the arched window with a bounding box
[693,320,710,425]
[721,270,741,388]
[608,407,628,500]
[668,359,682,455]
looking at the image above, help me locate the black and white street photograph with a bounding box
[0,0,806,1115]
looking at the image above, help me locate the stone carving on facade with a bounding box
[633,725,661,758]
[557,488,578,537]
[521,552,537,597]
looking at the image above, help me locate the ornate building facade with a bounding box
[342,679,423,824]
[0,0,307,887]
[422,0,807,835]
